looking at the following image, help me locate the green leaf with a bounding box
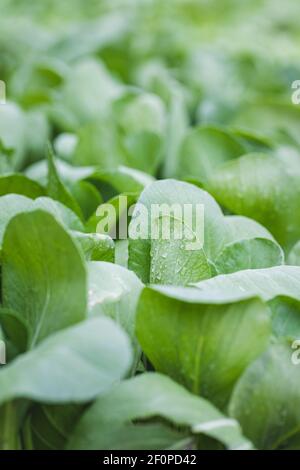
[88,166,154,197]
[0,141,14,174]
[229,342,300,450]
[33,197,85,232]
[26,157,102,219]
[269,297,300,340]
[25,158,94,187]
[26,404,85,450]
[190,267,300,340]
[0,317,132,405]
[73,118,125,169]
[2,210,87,347]
[0,194,85,249]
[0,174,45,199]
[0,308,28,354]
[113,90,166,136]
[88,261,143,368]
[53,132,77,161]
[86,192,138,237]
[177,126,245,183]
[68,180,102,220]
[163,89,189,178]
[128,180,226,283]
[0,401,20,450]
[150,235,211,286]
[231,101,300,147]
[48,16,130,63]
[231,128,272,153]
[50,58,122,130]
[67,373,252,450]
[73,232,114,262]
[288,240,300,266]
[191,266,300,304]
[0,103,26,169]
[215,238,284,274]
[206,153,300,250]
[0,195,33,247]
[10,58,66,107]
[73,119,162,176]
[129,180,282,284]
[224,215,279,244]
[47,144,83,219]
[214,215,284,274]
[136,286,270,409]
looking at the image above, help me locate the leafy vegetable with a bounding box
[229,342,300,450]
[1,0,300,452]
[0,316,132,405]
[136,286,270,410]
[2,210,87,347]
[68,373,252,450]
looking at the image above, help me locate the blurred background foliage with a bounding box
[1,0,300,176]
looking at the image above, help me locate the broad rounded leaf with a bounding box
[0,317,132,405]
[68,373,252,450]
[136,286,270,409]
[229,342,300,450]
[2,210,87,347]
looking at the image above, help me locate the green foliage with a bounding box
[1,0,300,451]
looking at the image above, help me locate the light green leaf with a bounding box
[48,14,131,62]
[73,119,162,175]
[0,308,28,354]
[73,118,124,169]
[288,240,300,266]
[86,192,138,236]
[0,195,85,249]
[231,101,300,147]
[136,287,270,409]
[0,102,26,169]
[72,232,114,262]
[150,235,211,286]
[2,210,87,347]
[25,158,94,186]
[27,404,84,450]
[163,89,189,178]
[215,215,284,274]
[191,266,300,304]
[47,144,83,219]
[88,261,143,368]
[113,90,166,136]
[206,153,300,249]
[128,180,226,283]
[224,215,278,244]
[215,238,284,274]
[0,174,45,199]
[68,373,252,450]
[33,197,84,232]
[0,194,33,247]
[67,180,102,220]
[178,126,245,183]
[50,58,122,130]
[268,297,300,340]
[229,342,300,450]
[0,317,132,405]
[88,166,154,196]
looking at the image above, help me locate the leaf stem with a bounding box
[0,401,20,450]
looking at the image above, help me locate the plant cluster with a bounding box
[1,0,300,450]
